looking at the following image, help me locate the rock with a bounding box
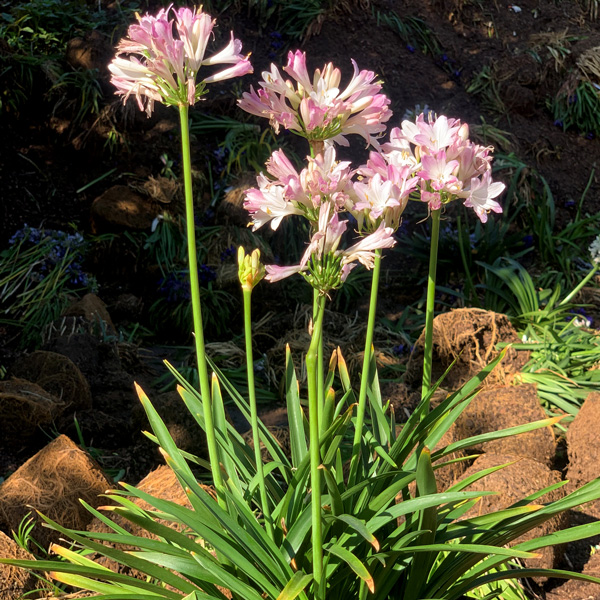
[0,530,45,599]
[11,350,92,414]
[0,435,112,550]
[430,426,471,492]
[217,174,256,227]
[0,378,64,445]
[65,30,113,72]
[63,293,116,336]
[566,392,600,519]
[86,465,215,581]
[458,453,567,574]
[405,308,529,391]
[91,185,159,232]
[110,293,144,322]
[131,391,207,458]
[453,383,556,467]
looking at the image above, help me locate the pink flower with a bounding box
[109,6,252,116]
[343,222,396,270]
[458,171,505,223]
[418,151,461,193]
[378,111,505,220]
[244,147,355,230]
[400,113,461,154]
[244,175,304,231]
[264,208,396,291]
[265,264,303,283]
[239,50,391,146]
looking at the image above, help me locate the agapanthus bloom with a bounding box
[352,167,418,231]
[265,205,396,292]
[244,146,355,230]
[238,50,391,146]
[109,6,252,116]
[370,112,505,222]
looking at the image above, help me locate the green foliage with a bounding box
[466,65,507,119]
[189,112,289,176]
[141,215,234,337]
[551,80,600,137]
[478,256,600,422]
[0,225,96,347]
[241,0,330,40]
[12,513,45,555]
[276,0,330,41]
[494,154,600,285]
[49,67,104,125]
[0,0,137,114]
[376,10,440,56]
[5,351,600,598]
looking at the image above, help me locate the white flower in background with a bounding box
[589,234,600,264]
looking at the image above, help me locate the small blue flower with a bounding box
[406,44,415,53]
[392,344,408,356]
[220,245,236,262]
[554,119,563,127]
[522,234,534,248]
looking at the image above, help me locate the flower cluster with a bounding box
[365,112,505,223]
[238,50,391,146]
[244,145,397,292]
[242,106,506,291]
[244,146,355,231]
[109,6,252,116]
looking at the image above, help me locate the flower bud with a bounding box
[238,247,265,291]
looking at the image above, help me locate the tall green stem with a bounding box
[307,293,326,596]
[179,104,225,504]
[560,264,599,306]
[243,287,274,540]
[313,288,325,431]
[421,208,441,410]
[348,249,382,485]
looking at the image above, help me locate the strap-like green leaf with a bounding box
[366,491,493,534]
[333,514,380,551]
[276,571,313,600]
[322,465,344,517]
[448,568,600,600]
[211,373,243,498]
[285,345,308,468]
[433,415,564,458]
[0,559,182,598]
[324,543,375,593]
[404,447,438,600]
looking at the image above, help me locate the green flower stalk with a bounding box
[348,248,382,485]
[107,5,253,503]
[179,104,225,505]
[560,234,600,306]
[238,247,273,539]
[421,207,441,406]
[306,293,326,596]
